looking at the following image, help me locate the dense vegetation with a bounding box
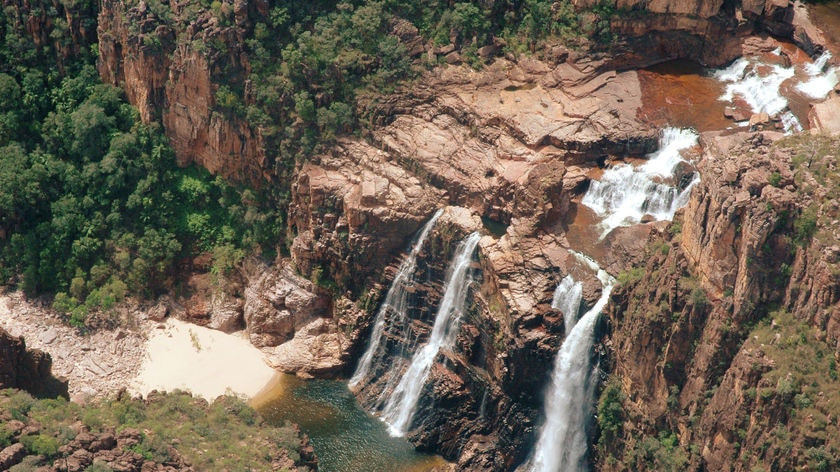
[0,388,307,470]
[0,0,617,316]
[189,0,610,171]
[0,4,281,325]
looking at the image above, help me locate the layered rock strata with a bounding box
[6,0,836,469]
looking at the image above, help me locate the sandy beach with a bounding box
[1,292,278,401]
[130,317,278,399]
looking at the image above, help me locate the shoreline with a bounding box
[0,291,278,403]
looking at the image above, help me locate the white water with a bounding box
[530,267,615,472]
[349,209,443,388]
[581,127,699,238]
[552,275,583,337]
[714,50,839,133]
[381,232,482,437]
[716,58,794,117]
[797,51,839,99]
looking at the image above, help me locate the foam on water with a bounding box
[581,127,699,238]
[797,51,839,99]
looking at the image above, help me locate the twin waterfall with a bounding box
[382,232,481,437]
[349,209,443,389]
[350,215,480,438]
[341,48,840,472]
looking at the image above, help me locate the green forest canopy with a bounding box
[0,0,612,325]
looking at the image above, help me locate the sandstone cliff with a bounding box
[0,326,68,398]
[1,0,98,72]
[97,0,269,185]
[6,0,830,469]
[597,131,840,471]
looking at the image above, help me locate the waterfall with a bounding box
[797,51,839,100]
[715,57,794,117]
[713,51,839,134]
[349,209,444,389]
[581,127,699,238]
[552,275,583,337]
[530,267,615,472]
[381,232,481,437]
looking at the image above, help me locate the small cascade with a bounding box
[715,57,794,117]
[551,275,583,336]
[381,232,482,437]
[349,209,443,389]
[530,266,615,472]
[797,50,839,99]
[581,127,699,238]
[714,51,839,134]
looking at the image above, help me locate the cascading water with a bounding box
[716,57,794,117]
[530,267,615,472]
[714,50,839,133]
[349,209,443,389]
[581,127,699,239]
[381,232,481,437]
[552,275,583,337]
[797,50,839,99]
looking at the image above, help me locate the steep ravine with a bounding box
[5,0,840,470]
[598,130,840,471]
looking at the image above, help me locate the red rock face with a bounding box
[0,327,68,398]
[82,0,840,469]
[97,0,268,187]
[2,0,98,72]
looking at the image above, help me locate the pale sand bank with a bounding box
[130,318,277,400]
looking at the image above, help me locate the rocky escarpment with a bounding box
[292,54,656,290]
[6,0,836,469]
[588,0,827,69]
[1,0,98,72]
[596,131,840,470]
[0,327,67,398]
[325,51,659,468]
[97,0,269,185]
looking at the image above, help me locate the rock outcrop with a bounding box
[1,0,98,72]
[0,327,67,398]
[97,0,269,186]
[597,130,840,471]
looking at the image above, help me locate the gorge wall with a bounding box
[0,327,68,398]
[597,128,840,470]
[8,0,840,470]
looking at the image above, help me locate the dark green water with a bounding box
[253,374,448,472]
